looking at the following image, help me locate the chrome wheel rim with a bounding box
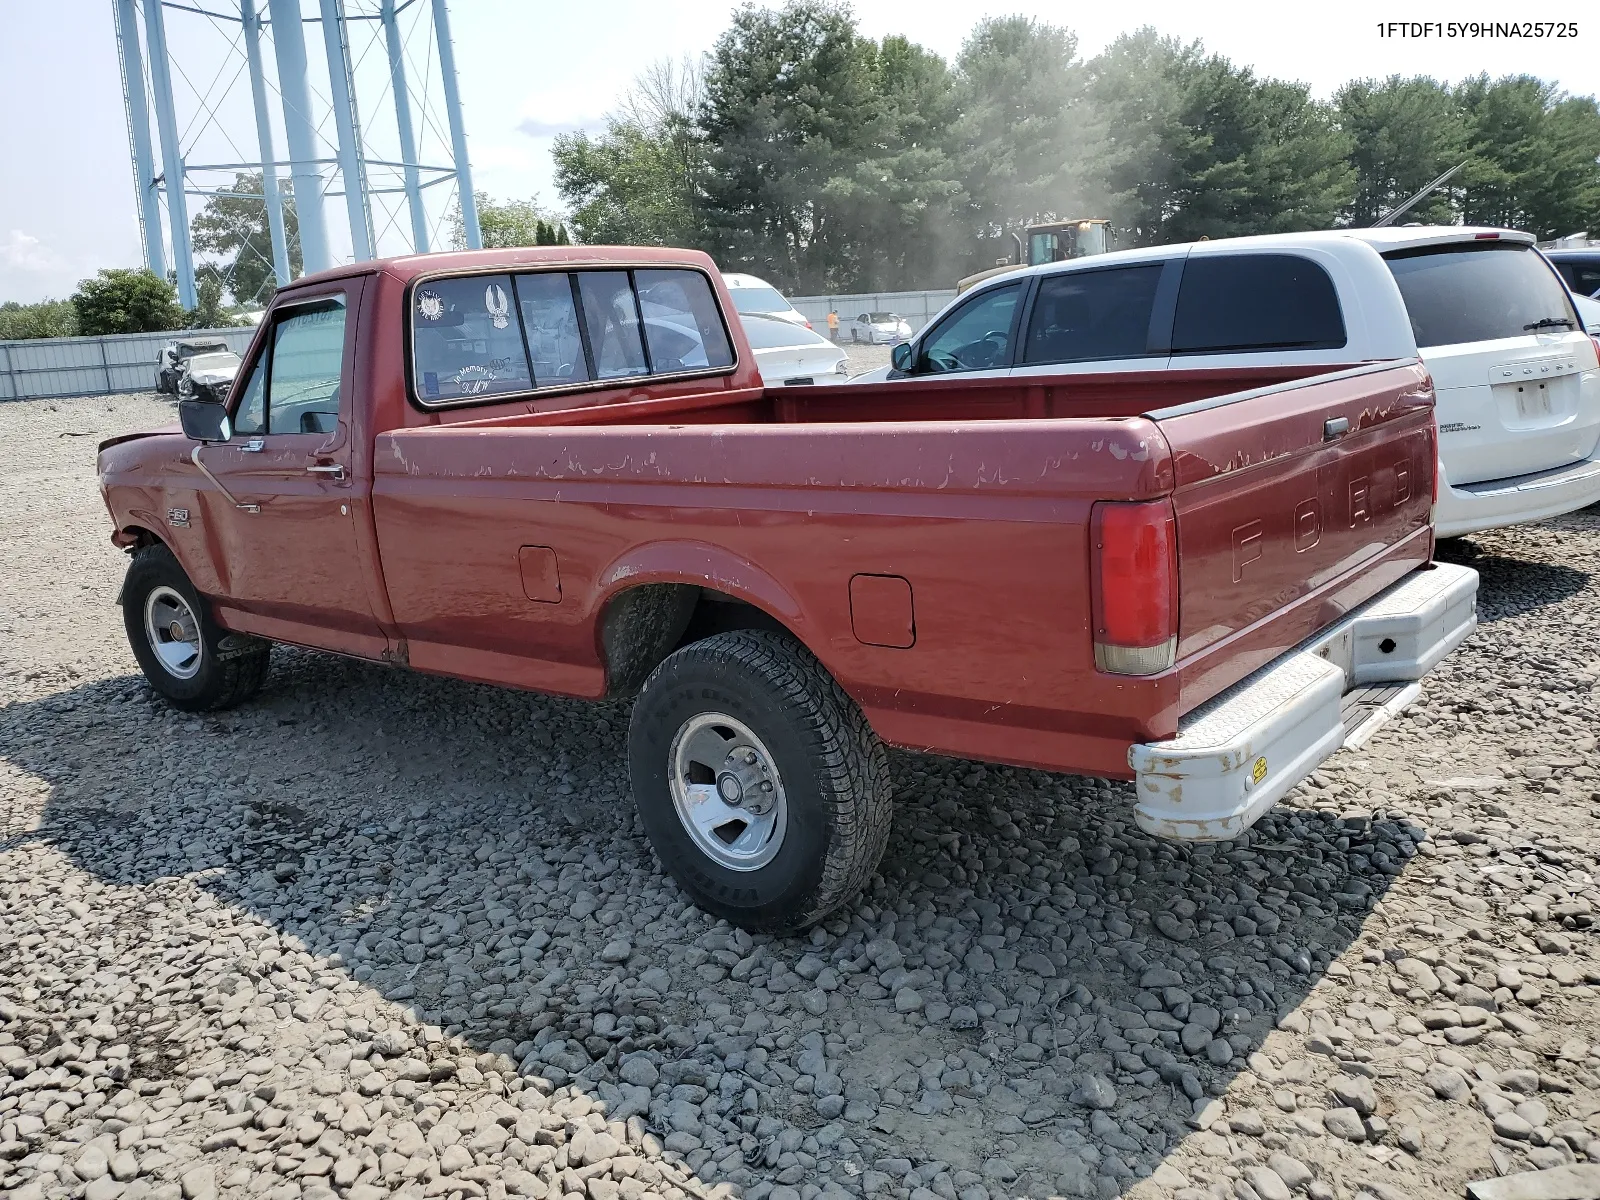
[668,712,787,872]
[143,585,202,679]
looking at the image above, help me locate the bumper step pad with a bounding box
[1129,562,1478,841]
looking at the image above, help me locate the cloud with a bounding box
[0,229,66,275]
[516,116,604,139]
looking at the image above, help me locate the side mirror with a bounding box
[890,342,914,374]
[179,398,232,443]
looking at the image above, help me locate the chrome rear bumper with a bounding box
[1128,561,1479,841]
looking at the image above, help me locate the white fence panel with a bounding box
[0,326,258,401]
[786,289,957,336]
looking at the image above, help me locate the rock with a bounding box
[619,1056,658,1087]
[1465,1165,1600,1200]
[895,987,924,1013]
[75,1145,111,1181]
[1331,1074,1377,1115]
[1244,1165,1294,1200]
[1070,1073,1117,1110]
[1268,1154,1314,1191]
[1494,1112,1534,1141]
[180,1166,217,1200]
[1323,1108,1366,1141]
[600,939,632,963]
[1426,1064,1471,1101]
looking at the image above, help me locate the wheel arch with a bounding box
[594,542,822,697]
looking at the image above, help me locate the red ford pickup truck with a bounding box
[98,246,1477,932]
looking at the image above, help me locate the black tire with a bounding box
[628,630,892,933]
[122,543,270,712]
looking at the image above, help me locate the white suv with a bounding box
[852,227,1600,538]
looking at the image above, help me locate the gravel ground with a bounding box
[2,391,1599,1200]
[839,344,891,378]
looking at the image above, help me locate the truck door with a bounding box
[193,280,389,659]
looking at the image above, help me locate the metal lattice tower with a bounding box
[113,0,482,309]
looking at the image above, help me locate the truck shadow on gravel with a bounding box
[1435,538,1590,623]
[5,648,1429,1199]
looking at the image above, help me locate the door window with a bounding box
[577,271,649,379]
[1173,255,1346,354]
[412,275,533,401]
[1022,265,1164,364]
[635,269,735,373]
[917,284,1022,373]
[231,296,348,435]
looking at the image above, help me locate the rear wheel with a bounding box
[628,630,892,932]
[122,544,270,711]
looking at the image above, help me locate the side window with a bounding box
[1023,265,1164,364]
[515,272,590,386]
[917,284,1021,373]
[1173,255,1346,354]
[635,270,734,372]
[412,275,533,401]
[577,272,649,379]
[230,360,266,435]
[268,301,348,434]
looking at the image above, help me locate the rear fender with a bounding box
[596,540,813,648]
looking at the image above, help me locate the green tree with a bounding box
[191,172,301,304]
[71,269,185,336]
[697,0,884,291]
[448,192,571,249]
[953,17,1100,268]
[185,271,241,330]
[1086,31,1353,245]
[0,299,77,340]
[1334,76,1466,226]
[1456,75,1600,238]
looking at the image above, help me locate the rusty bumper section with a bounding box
[1128,560,1479,841]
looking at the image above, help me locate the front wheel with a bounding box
[627,630,892,932]
[122,543,270,711]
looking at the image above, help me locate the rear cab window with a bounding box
[410,267,734,407]
[1173,254,1346,354]
[1385,242,1582,347]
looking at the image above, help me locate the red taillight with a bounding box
[1091,499,1178,675]
[1474,232,1500,239]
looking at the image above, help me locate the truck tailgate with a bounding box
[1152,361,1437,696]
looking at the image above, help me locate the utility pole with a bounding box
[432,0,481,249]
[319,0,373,261]
[112,0,166,280]
[241,0,292,289]
[381,0,429,252]
[267,0,332,274]
[142,0,197,307]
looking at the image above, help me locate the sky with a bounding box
[1,0,1596,305]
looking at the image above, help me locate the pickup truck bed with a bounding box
[99,245,1477,931]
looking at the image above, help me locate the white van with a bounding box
[853,228,1600,538]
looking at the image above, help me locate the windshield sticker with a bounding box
[455,364,495,395]
[423,371,440,397]
[417,290,444,321]
[485,283,511,330]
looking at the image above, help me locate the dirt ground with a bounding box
[1,391,1597,1200]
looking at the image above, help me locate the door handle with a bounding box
[239,437,264,452]
[306,463,346,481]
[1324,417,1350,441]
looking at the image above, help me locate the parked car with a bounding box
[99,245,1477,932]
[741,313,849,385]
[852,227,1600,540]
[1573,292,1600,335]
[1545,248,1600,299]
[155,338,230,394]
[846,311,913,344]
[176,349,242,404]
[721,272,811,329]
